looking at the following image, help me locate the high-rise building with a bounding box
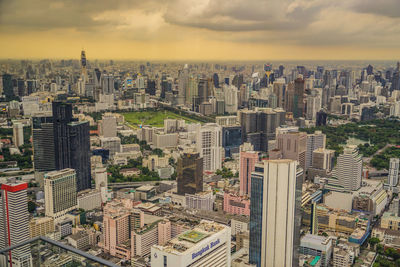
[0,180,31,267]
[305,131,326,170]
[52,102,91,191]
[196,123,223,171]
[32,116,55,172]
[177,152,203,196]
[387,158,400,188]
[276,131,307,171]
[13,122,24,147]
[239,108,285,152]
[1,74,14,99]
[102,201,144,258]
[44,169,78,220]
[273,78,286,108]
[99,113,117,138]
[80,50,88,84]
[306,93,321,121]
[329,145,362,192]
[292,77,305,118]
[312,148,335,171]
[249,160,303,267]
[239,143,258,196]
[102,74,114,95]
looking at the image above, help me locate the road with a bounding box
[108,181,160,189]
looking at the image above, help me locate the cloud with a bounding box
[163,0,327,32]
[0,0,400,53]
[351,0,400,18]
[0,0,160,31]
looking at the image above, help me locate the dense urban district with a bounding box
[1,55,400,267]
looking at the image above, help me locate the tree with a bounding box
[28,201,36,213]
[368,237,380,250]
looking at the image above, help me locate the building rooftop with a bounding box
[153,220,227,255]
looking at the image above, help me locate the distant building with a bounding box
[177,152,203,196]
[12,122,24,147]
[196,123,223,171]
[99,113,117,138]
[387,158,400,189]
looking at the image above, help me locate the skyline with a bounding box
[1,0,400,60]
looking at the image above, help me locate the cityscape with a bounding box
[1,1,400,267]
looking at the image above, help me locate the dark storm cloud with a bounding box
[0,0,158,31]
[351,0,400,18]
[163,0,326,32]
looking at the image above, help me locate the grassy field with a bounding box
[122,110,201,128]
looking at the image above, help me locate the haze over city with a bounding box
[1,0,400,60]
[1,1,400,267]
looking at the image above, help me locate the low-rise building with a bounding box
[185,191,215,211]
[77,189,102,211]
[299,234,333,267]
[224,192,250,216]
[29,217,54,238]
[66,231,90,251]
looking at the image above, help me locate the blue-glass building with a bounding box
[222,125,242,157]
[249,166,264,267]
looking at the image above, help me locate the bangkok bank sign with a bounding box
[191,239,220,260]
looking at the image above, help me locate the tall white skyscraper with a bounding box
[102,74,114,95]
[329,145,362,192]
[249,159,303,267]
[13,122,24,148]
[223,84,238,114]
[196,123,223,171]
[0,180,31,267]
[306,93,321,120]
[306,131,326,170]
[388,158,400,188]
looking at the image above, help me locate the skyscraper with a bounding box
[239,143,258,196]
[102,74,114,95]
[293,77,305,118]
[0,180,31,267]
[249,160,302,267]
[13,122,24,147]
[305,131,326,170]
[177,152,203,196]
[32,102,91,191]
[276,131,307,171]
[329,145,362,192]
[100,113,117,138]
[196,123,223,171]
[306,93,322,121]
[388,158,400,188]
[44,168,78,220]
[32,116,55,172]
[80,50,88,83]
[1,74,14,99]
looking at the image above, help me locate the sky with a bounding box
[0,0,400,60]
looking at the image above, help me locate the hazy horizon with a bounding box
[1,0,400,60]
